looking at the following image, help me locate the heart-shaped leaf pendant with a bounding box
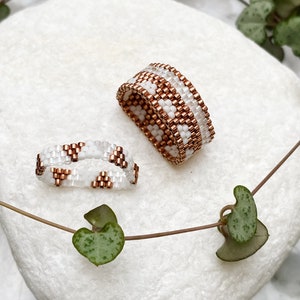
[84,204,118,230]
[216,219,269,262]
[227,185,257,243]
[72,222,125,266]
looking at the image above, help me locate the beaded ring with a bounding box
[117,63,215,165]
[35,141,139,189]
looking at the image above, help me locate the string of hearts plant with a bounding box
[237,0,300,61]
[0,0,9,21]
[0,140,299,266]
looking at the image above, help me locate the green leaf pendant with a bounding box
[227,185,257,243]
[217,185,269,261]
[216,219,269,262]
[72,222,125,266]
[84,204,118,230]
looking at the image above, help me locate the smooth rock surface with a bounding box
[0,0,299,299]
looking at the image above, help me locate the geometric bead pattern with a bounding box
[132,163,139,184]
[50,167,71,187]
[139,80,157,95]
[116,63,215,165]
[35,140,139,189]
[91,171,113,189]
[35,154,45,176]
[63,142,85,162]
[109,146,128,169]
[147,124,164,142]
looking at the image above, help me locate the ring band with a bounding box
[35,141,139,189]
[117,63,215,164]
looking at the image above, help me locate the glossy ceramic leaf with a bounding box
[84,204,118,230]
[227,185,257,243]
[72,222,125,266]
[216,219,269,262]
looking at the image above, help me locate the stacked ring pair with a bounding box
[36,63,214,188]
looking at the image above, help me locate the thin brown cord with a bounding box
[251,140,300,196]
[0,140,299,240]
[0,201,76,234]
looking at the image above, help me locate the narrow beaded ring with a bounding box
[35,141,139,189]
[117,63,215,165]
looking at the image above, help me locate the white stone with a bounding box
[0,0,299,299]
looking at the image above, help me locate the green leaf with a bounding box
[227,185,257,243]
[261,36,285,61]
[216,219,269,262]
[72,223,125,266]
[0,4,10,22]
[84,204,118,230]
[274,0,300,18]
[274,15,300,56]
[236,0,275,44]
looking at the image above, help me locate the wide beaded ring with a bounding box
[35,141,139,189]
[117,63,215,165]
